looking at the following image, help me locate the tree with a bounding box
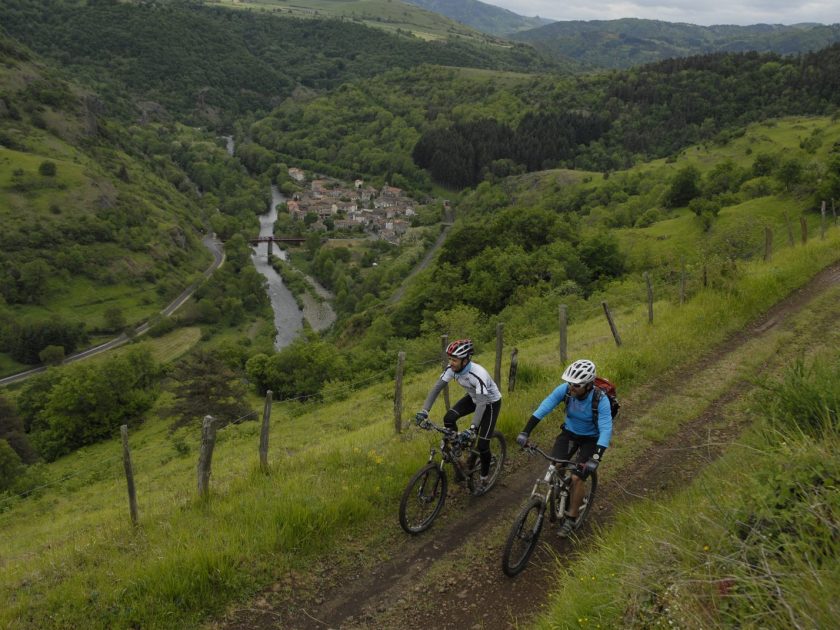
[578,233,626,284]
[38,344,65,365]
[751,152,779,177]
[689,198,723,232]
[0,394,38,464]
[776,157,803,191]
[18,260,51,304]
[104,306,126,332]
[8,317,87,364]
[704,159,746,197]
[28,349,159,461]
[166,350,251,431]
[0,440,24,492]
[664,165,701,208]
[246,335,347,399]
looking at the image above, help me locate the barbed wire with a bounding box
[0,452,124,508]
[3,223,835,511]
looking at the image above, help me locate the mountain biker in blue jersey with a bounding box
[516,359,612,537]
[415,339,502,492]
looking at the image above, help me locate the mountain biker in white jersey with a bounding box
[415,339,502,491]
[516,358,612,537]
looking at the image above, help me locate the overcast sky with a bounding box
[484,1,839,27]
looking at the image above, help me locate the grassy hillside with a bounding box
[0,38,216,373]
[211,0,492,41]
[1,118,839,627]
[401,0,553,36]
[534,317,840,627]
[512,18,840,69]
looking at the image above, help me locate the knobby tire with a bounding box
[399,463,448,534]
[501,497,545,577]
[467,430,507,496]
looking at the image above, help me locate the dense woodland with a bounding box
[512,18,840,69]
[0,0,554,127]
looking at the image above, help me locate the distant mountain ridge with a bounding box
[511,18,840,69]
[402,0,553,36]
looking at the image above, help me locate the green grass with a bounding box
[532,345,840,629]
[210,0,492,42]
[1,219,839,627]
[3,114,840,627]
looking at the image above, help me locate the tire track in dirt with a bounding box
[214,261,840,630]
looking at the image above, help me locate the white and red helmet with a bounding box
[446,339,474,359]
[562,359,596,385]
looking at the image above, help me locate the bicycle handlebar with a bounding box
[521,443,577,467]
[417,419,457,439]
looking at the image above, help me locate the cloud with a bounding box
[489,0,839,26]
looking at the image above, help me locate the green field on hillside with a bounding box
[2,199,838,628]
[210,0,492,42]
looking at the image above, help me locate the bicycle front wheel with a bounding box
[572,470,598,531]
[501,497,545,577]
[399,463,448,534]
[467,430,507,496]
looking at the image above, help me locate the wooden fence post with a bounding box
[394,351,405,434]
[120,425,138,526]
[494,323,503,385]
[820,201,827,240]
[679,259,687,305]
[197,415,217,499]
[259,390,273,473]
[440,334,450,409]
[644,272,653,324]
[764,226,773,262]
[508,347,518,393]
[783,212,795,246]
[833,198,837,227]
[558,304,568,364]
[702,264,708,288]
[801,216,808,244]
[602,301,622,347]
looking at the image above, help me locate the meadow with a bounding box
[1,216,838,627]
[2,115,840,627]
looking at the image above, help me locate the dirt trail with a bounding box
[214,261,840,630]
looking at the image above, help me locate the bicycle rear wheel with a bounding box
[399,463,448,534]
[501,497,545,577]
[467,430,507,496]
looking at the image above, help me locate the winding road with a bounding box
[0,234,225,387]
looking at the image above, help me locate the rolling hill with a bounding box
[402,0,553,36]
[511,17,840,69]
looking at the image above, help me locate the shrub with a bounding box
[38,161,56,177]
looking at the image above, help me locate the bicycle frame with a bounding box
[528,454,577,519]
[501,443,594,576]
[423,422,475,480]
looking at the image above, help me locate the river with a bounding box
[227,136,334,349]
[251,186,337,350]
[251,187,303,350]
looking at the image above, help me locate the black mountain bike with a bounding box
[399,420,507,534]
[501,442,598,577]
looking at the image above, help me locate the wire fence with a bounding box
[1,205,837,521]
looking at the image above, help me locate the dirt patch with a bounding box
[213,261,840,630]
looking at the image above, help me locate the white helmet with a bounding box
[562,359,596,385]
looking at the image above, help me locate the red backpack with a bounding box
[564,376,620,430]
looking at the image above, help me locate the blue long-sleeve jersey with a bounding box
[532,383,612,449]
